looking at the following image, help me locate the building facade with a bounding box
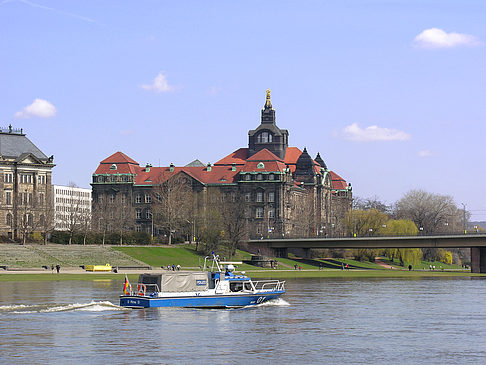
[91,90,352,240]
[52,185,92,231]
[0,126,55,241]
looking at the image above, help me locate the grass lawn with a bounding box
[381,258,467,271]
[113,245,204,268]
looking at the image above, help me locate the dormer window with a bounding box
[110,164,117,170]
[257,162,265,169]
[257,131,273,143]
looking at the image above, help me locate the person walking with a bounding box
[56,264,60,274]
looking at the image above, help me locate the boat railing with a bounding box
[252,280,285,292]
[128,283,160,296]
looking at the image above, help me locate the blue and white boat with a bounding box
[119,253,285,308]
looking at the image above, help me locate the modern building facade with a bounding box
[52,185,92,231]
[0,126,55,240]
[91,90,352,240]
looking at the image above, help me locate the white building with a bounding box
[52,185,92,231]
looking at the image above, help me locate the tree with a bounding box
[93,193,111,245]
[380,219,420,265]
[199,196,223,255]
[17,203,38,245]
[394,190,463,234]
[38,196,55,245]
[380,219,418,236]
[59,183,86,245]
[111,193,132,245]
[345,209,387,262]
[353,196,391,214]
[394,190,466,261]
[345,209,388,237]
[212,190,248,258]
[152,173,193,244]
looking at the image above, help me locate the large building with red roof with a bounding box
[91,90,352,241]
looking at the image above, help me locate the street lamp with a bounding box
[185,219,195,243]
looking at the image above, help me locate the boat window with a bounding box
[230,282,243,292]
[244,282,253,291]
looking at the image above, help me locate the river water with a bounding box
[1,277,486,364]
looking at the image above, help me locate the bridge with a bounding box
[248,234,486,273]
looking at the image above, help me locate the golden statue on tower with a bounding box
[265,88,272,108]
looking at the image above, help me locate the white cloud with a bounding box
[140,72,174,93]
[14,98,57,118]
[413,28,480,48]
[342,123,411,142]
[418,149,433,157]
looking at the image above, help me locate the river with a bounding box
[1,277,485,364]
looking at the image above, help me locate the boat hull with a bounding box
[120,291,285,308]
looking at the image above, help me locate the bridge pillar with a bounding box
[471,247,486,273]
[272,248,288,258]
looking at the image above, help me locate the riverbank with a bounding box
[0,268,482,282]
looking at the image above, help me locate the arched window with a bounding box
[6,213,12,227]
[257,131,273,143]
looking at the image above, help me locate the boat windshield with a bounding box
[229,281,253,292]
[229,282,243,292]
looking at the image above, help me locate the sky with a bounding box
[1,0,486,220]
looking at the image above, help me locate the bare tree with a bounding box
[59,183,85,245]
[93,193,111,245]
[112,193,132,245]
[354,196,391,214]
[210,190,248,258]
[79,206,91,245]
[39,197,55,245]
[394,190,463,234]
[17,197,39,245]
[152,173,193,244]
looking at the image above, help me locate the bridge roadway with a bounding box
[248,234,486,273]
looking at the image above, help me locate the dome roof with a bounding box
[294,148,315,177]
[315,152,328,170]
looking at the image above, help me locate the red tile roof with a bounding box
[94,163,139,174]
[283,147,302,164]
[330,171,348,190]
[241,161,286,173]
[94,151,350,190]
[95,151,140,174]
[214,148,249,165]
[246,148,283,162]
[100,151,139,165]
[130,165,241,186]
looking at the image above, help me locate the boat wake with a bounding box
[256,297,290,307]
[0,301,128,314]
